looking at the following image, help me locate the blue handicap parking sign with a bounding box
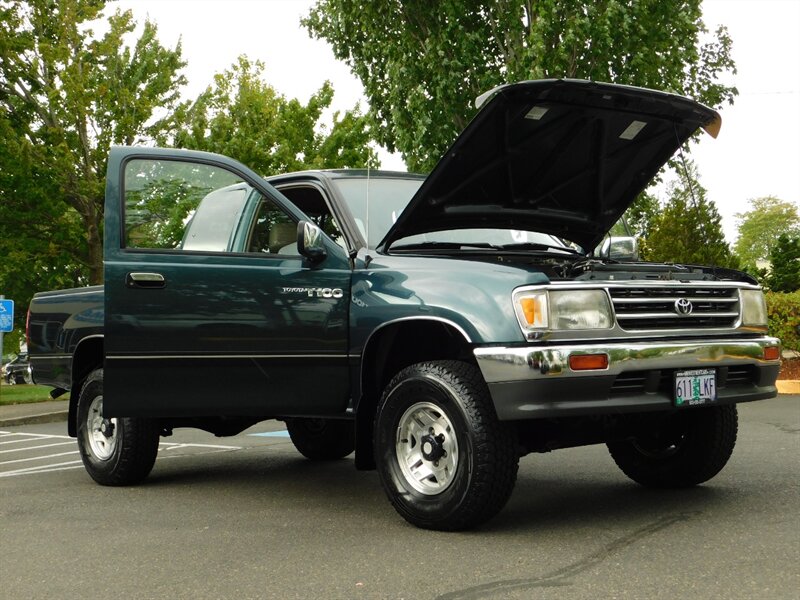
[0,299,14,333]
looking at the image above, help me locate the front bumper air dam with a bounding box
[474,337,781,420]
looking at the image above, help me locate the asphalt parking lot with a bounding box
[1,396,798,600]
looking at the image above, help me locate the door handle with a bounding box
[126,272,166,289]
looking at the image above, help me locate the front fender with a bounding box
[349,254,548,353]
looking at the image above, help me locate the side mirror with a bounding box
[297,221,327,263]
[598,236,639,261]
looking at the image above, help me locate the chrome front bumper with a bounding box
[474,337,781,420]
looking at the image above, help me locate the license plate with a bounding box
[674,369,716,407]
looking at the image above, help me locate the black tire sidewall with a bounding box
[609,405,737,487]
[375,372,476,525]
[75,369,159,485]
[286,418,355,460]
[76,370,124,478]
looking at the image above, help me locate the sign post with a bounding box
[0,296,14,369]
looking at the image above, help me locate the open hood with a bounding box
[378,79,720,252]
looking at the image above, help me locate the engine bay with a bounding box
[484,252,757,284]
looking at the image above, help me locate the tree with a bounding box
[643,161,739,269]
[766,234,800,293]
[734,196,800,270]
[0,0,187,295]
[625,191,661,239]
[304,0,737,171]
[169,56,377,174]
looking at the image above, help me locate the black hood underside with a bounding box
[379,79,720,252]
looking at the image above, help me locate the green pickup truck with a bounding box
[28,80,781,530]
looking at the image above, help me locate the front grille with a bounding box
[610,286,740,331]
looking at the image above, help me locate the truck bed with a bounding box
[28,285,103,391]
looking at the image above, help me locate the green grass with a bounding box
[0,384,69,406]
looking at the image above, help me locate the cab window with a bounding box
[276,185,346,250]
[246,197,299,255]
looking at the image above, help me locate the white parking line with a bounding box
[0,431,244,479]
[0,431,72,439]
[0,432,82,477]
[0,460,85,478]
[0,437,48,445]
[0,441,75,454]
[0,450,78,466]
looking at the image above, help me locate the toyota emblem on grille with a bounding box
[674,298,693,315]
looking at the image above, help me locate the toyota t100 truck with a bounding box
[28,80,781,530]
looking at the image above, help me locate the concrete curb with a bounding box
[0,410,69,428]
[0,397,70,428]
[777,380,800,395]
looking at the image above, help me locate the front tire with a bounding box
[374,360,518,531]
[607,405,738,488]
[285,418,355,460]
[76,369,160,486]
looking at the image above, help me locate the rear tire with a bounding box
[374,360,518,531]
[607,405,738,488]
[286,418,355,460]
[76,369,160,486]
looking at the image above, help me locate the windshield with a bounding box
[333,177,423,248]
[332,175,577,254]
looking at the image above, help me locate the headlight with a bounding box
[740,289,767,327]
[513,289,613,337]
[550,290,613,330]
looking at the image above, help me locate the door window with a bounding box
[124,158,247,252]
[123,158,346,256]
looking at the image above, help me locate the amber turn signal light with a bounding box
[763,346,780,361]
[569,354,609,371]
[519,296,543,327]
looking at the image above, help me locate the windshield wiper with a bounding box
[499,242,583,255]
[392,241,503,251]
[391,241,583,255]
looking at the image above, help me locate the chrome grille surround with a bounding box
[609,284,740,331]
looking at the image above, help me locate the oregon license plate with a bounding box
[674,369,716,407]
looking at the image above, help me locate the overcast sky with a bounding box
[113,0,800,243]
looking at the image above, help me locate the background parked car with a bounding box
[2,353,32,385]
